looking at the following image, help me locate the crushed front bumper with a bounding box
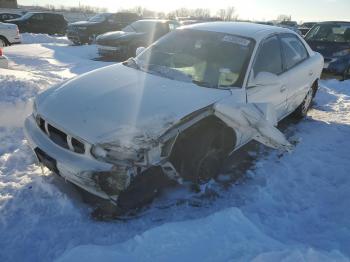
[24,115,131,201]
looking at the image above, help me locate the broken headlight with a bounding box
[91,145,145,164]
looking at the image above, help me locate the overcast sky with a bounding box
[18,0,349,22]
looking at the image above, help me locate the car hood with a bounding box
[36,63,231,147]
[307,40,350,57]
[97,31,143,45]
[5,17,23,22]
[69,21,100,27]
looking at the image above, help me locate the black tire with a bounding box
[170,120,235,184]
[0,36,8,47]
[293,84,316,118]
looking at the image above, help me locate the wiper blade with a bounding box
[192,80,217,88]
[146,64,192,82]
[124,57,140,70]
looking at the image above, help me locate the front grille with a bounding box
[36,116,86,154]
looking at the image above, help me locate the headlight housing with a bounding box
[333,49,350,57]
[91,144,145,164]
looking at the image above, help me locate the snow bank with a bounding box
[57,207,347,262]
[21,33,71,45]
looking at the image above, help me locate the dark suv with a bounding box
[305,21,350,79]
[66,12,141,45]
[6,12,67,35]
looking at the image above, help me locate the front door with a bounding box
[247,35,288,120]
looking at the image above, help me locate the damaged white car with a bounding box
[24,22,323,210]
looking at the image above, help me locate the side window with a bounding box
[31,14,44,21]
[253,36,283,77]
[281,34,308,70]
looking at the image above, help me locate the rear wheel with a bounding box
[293,86,314,118]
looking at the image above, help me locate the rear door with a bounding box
[247,35,288,120]
[279,33,313,113]
[28,13,45,33]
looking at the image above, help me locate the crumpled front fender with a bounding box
[214,101,293,152]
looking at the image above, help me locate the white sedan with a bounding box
[24,22,323,212]
[0,22,21,47]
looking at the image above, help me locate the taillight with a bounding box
[0,48,3,56]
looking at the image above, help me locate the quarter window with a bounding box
[281,35,308,70]
[253,36,283,77]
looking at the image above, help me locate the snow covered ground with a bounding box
[0,34,350,262]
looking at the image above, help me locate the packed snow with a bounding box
[0,35,350,262]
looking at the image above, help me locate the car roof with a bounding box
[181,22,294,41]
[136,19,173,23]
[317,21,350,25]
[27,12,63,15]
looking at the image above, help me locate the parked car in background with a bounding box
[277,21,302,35]
[0,48,8,68]
[305,21,350,79]
[0,22,21,46]
[254,21,274,26]
[24,22,323,213]
[67,12,141,45]
[0,13,21,22]
[6,12,67,35]
[96,19,180,59]
[299,22,316,36]
[280,21,298,27]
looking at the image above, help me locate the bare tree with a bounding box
[277,14,291,22]
[217,6,237,21]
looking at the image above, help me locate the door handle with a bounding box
[280,86,287,93]
[309,70,314,76]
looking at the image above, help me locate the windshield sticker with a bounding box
[222,35,250,46]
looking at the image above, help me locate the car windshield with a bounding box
[19,12,33,20]
[305,24,350,43]
[128,29,254,88]
[88,14,107,23]
[123,21,162,33]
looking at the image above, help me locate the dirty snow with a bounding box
[0,35,350,262]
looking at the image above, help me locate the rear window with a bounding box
[253,36,283,76]
[281,34,308,70]
[305,23,350,43]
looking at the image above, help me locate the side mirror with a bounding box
[250,72,281,87]
[135,46,145,57]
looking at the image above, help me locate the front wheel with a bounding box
[170,122,234,185]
